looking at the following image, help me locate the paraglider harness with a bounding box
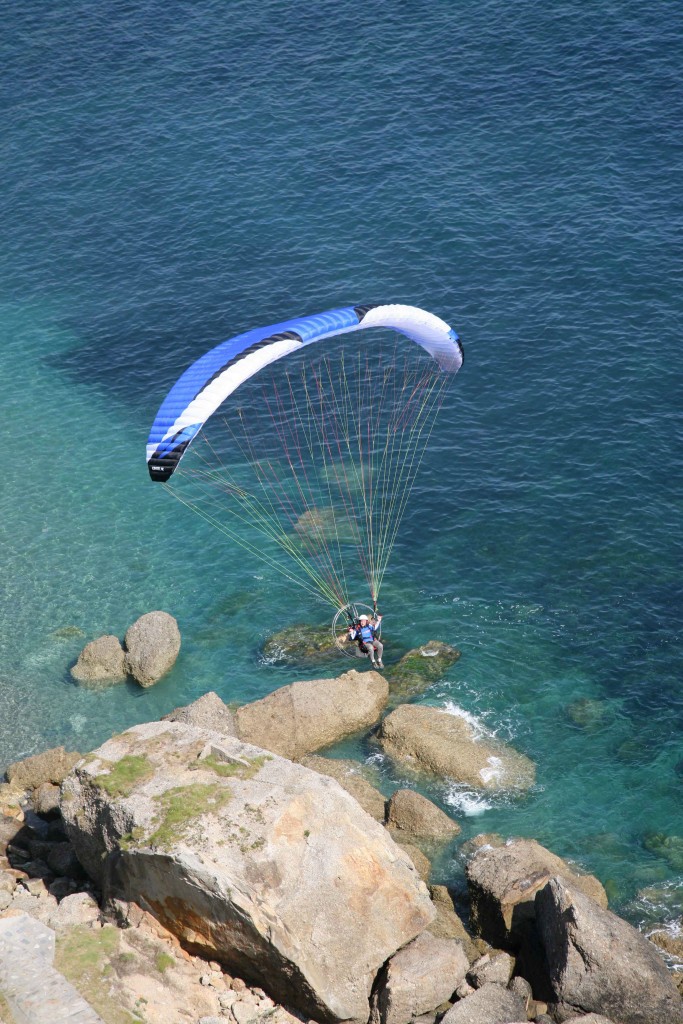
[348,614,379,654]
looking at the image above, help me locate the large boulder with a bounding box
[386,789,460,841]
[235,669,388,760]
[60,720,434,1024]
[377,706,535,791]
[466,838,607,951]
[387,642,461,699]
[299,756,386,821]
[70,634,126,685]
[124,611,181,687]
[162,692,236,737]
[535,877,683,1024]
[5,747,81,790]
[370,930,469,1024]
[440,982,527,1024]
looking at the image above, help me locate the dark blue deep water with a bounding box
[2,0,682,929]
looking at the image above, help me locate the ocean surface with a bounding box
[2,0,682,929]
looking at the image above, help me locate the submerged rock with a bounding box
[387,642,461,699]
[261,623,340,665]
[377,705,535,792]
[536,877,683,1024]
[565,698,612,732]
[643,832,683,871]
[60,720,434,1024]
[235,669,388,760]
[124,611,181,687]
[293,507,355,544]
[466,838,607,951]
[70,634,127,686]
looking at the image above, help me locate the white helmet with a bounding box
[359,614,369,621]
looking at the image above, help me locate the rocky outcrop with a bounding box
[162,692,236,737]
[299,756,386,821]
[378,706,535,791]
[535,877,683,1024]
[440,982,527,1023]
[466,838,607,951]
[70,634,127,685]
[262,624,340,665]
[387,642,461,699]
[427,886,481,963]
[124,611,181,687]
[235,669,388,760]
[60,720,434,1024]
[386,789,460,841]
[370,930,468,1024]
[5,747,81,790]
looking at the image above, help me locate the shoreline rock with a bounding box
[466,837,607,951]
[3,674,681,1024]
[536,876,682,1024]
[60,719,434,1024]
[235,669,388,760]
[378,704,536,791]
[386,789,461,842]
[70,610,181,689]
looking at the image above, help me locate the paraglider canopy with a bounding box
[147,302,463,612]
[147,303,462,482]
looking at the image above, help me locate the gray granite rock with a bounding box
[371,930,469,1024]
[440,982,527,1024]
[70,635,127,685]
[467,952,514,989]
[466,838,607,950]
[536,877,682,1024]
[235,669,388,760]
[124,611,181,686]
[163,691,236,736]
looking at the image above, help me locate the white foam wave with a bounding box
[479,755,504,785]
[443,784,493,816]
[440,701,490,740]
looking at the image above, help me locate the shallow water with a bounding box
[2,0,682,925]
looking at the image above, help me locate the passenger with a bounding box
[348,612,384,669]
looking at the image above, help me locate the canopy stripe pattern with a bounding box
[147,303,463,482]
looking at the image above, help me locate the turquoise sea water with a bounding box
[2,1,682,927]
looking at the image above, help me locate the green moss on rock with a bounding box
[193,752,271,780]
[148,783,233,849]
[55,924,138,1024]
[262,623,340,664]
[93,755,154,798]
[387,641,461,698]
